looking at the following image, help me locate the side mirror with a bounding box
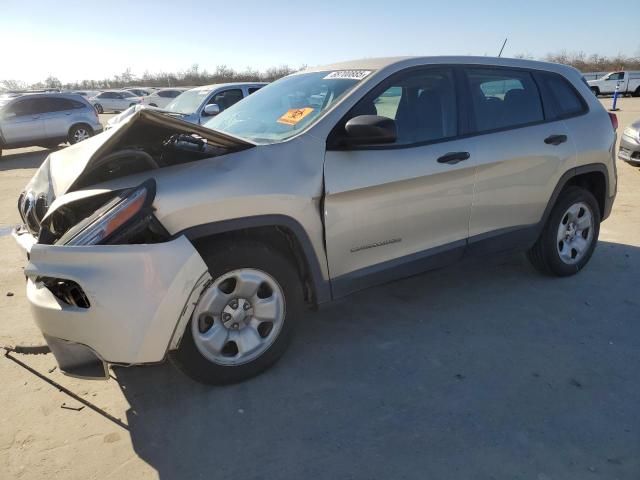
[203,104,220,116]
[343,115,397,145]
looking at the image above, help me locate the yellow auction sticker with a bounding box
[277,107,314,125]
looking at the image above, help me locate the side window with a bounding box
[464,68,543,132]
[211,89,244,111]
[159,90,181,98]
[606,72,624,81]
[248,87,262,94]
[43,97,75,112]
[535,72,587,120]
[347,68,457,145]
[29,98,53,115]
[4,99,34,117]
[71,99,87,109]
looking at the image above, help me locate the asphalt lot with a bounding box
[1,101,639,480]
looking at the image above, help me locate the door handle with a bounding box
[544,134,567,145]
[437,151,470,164]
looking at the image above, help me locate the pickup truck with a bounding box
[587,71,640,97]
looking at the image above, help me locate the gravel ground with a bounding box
[1,101,639,480]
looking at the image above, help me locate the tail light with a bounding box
[608,112,618,131]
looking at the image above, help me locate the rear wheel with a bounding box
[170,241,303,384]
[634,87,640,98]
[68,124,93,144]
[94,103,103,114]
[527,186,600,276]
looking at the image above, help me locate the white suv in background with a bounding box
[140,88,188,108]
[89,90,141,113]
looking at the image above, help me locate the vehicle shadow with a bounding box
[114,241,640,479]
[0,147,62,171]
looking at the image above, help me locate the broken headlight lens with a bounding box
[58,179,156,246]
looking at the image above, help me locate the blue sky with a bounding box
[1,0,638,83]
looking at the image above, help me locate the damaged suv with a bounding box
[14,57,617,384]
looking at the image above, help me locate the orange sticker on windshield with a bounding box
[277,107,314,125]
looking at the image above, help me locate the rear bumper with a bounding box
[14,231,209,375]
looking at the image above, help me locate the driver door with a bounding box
[323,67,476,297]
[602,72,624,94]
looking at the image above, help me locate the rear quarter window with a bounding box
[535,72,587,120]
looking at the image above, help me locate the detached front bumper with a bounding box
[13,228,209,378]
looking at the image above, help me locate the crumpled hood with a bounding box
[27,108,254,197]
[19,109,254,233]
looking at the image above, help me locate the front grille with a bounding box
[18,190,49,236]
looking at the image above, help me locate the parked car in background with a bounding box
[0,93,102,157]
[12,56,617,384]
[89,90,142,113]
[123,88,151,97]
[139,88,187,108]
[588,71,640,96]
[104,83,266,129]
[164,82,266,123]
[619,118,640,164]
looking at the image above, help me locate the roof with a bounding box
[304,56,578,75]
[190,82,268,92]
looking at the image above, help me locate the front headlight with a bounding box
[58,179,156,246]
[623,127,640,142]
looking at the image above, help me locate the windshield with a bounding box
[204,70,371,143]
[165,89,210,114]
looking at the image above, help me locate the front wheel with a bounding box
[170,241,303,384]
[527,186,600,276]
[590,87,600,97]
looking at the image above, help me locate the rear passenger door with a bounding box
[462,67,577,252]
[40,97,75,139]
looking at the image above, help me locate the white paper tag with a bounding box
[323,70,372,81]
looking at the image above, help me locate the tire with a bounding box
[527,186,600,276]
[94,103,103,114]
[170,240,303,385]
[590,87,600,97]
[68,124,93,144]
[634,87,640,98]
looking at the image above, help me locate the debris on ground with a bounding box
[6,291,14,297]
[61,402,85,412]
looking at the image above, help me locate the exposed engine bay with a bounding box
[18,109,254,245]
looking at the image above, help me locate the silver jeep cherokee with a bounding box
[13,57,617,384]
